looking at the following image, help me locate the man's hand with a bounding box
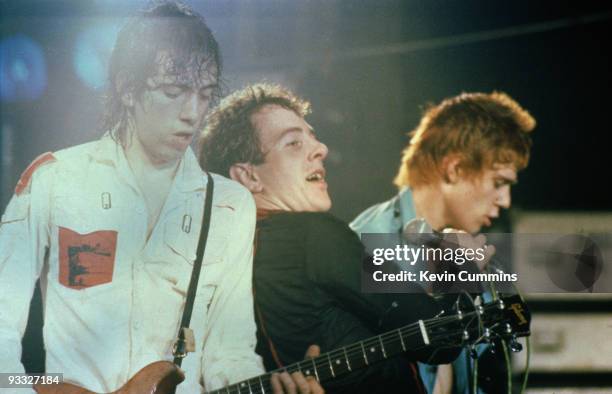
[270,345,324,394]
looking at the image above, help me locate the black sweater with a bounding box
[253,212,457,394]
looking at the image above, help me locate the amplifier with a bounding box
[510,211,612,384]
[513,313,612,372]
[511,211,612,299]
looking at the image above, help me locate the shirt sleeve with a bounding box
[200,190,264,390]
[0,168,50,393]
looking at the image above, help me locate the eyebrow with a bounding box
[149,76,218,91]
[273,127,303,144]
[162,82,219,91]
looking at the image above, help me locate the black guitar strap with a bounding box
[173,172,214,367]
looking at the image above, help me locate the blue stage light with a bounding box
[0,35,47,102]
[73,21,121,90]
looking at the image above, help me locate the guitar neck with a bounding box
[206,294,530,394]
[205,318,435,394]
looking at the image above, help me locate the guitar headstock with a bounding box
[489,294,531,337]
[425,294,531,350]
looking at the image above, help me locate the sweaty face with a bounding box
[444,164,517,233]
[129,57,218,165]
[251,105,331,212]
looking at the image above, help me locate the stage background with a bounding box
[1,0,611,391]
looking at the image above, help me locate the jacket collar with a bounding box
[396,187,417,227]
[175,147,207,193]
[90,133,207,193]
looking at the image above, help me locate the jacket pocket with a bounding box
[53,194,123,291]
[57,226,117,290]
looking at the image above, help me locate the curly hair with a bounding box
[394,91,536,188]
[102,1,222,143]
[199,83,310,177]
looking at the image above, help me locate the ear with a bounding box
[441,155,462,184]
[116,71,135,108]
[229,163,263,193]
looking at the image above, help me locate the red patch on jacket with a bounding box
[15,152,56,195]
[58,226,117,290]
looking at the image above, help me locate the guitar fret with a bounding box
[343,347,352,371]
[237,380,251,394]
[327,353,336,378]
[360,341,369,365]
[311,357,320,381]
[398,328,406,351]
[200,295,522,394]
[418,319,430,345]
[379,335,387,358]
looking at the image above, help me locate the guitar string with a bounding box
[212,309,489,393]
[211,298,518,394]
[209,310,488,393]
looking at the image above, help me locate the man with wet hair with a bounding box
[0,3,320,393]
[351,91,535,394]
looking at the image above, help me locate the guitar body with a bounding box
[34,361,185,394]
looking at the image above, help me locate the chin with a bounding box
[312,199,332,212]
[322,198,332,211]
[470,224,484,234]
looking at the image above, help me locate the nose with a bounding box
[180,92,206,126]
[309,138,328,161]
[496,186,511,209]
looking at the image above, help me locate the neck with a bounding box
[123,132,181,180]
[253,195,290,212]
[411,183,449,231]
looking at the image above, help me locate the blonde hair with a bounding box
[394,91,535,188]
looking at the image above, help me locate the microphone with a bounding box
[402,218,509,274]
[402,218,439,246]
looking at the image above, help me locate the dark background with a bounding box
[1,0,611,383]
[1,0,611,223]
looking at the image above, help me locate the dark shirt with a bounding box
[253,212,454,393]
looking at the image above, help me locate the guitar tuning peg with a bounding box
[509,337,523,352]
[484,328,491,341]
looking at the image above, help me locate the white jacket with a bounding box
[0,135,264,393]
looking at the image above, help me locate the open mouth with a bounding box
[306,169,326,182]
[174,132,194,139]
